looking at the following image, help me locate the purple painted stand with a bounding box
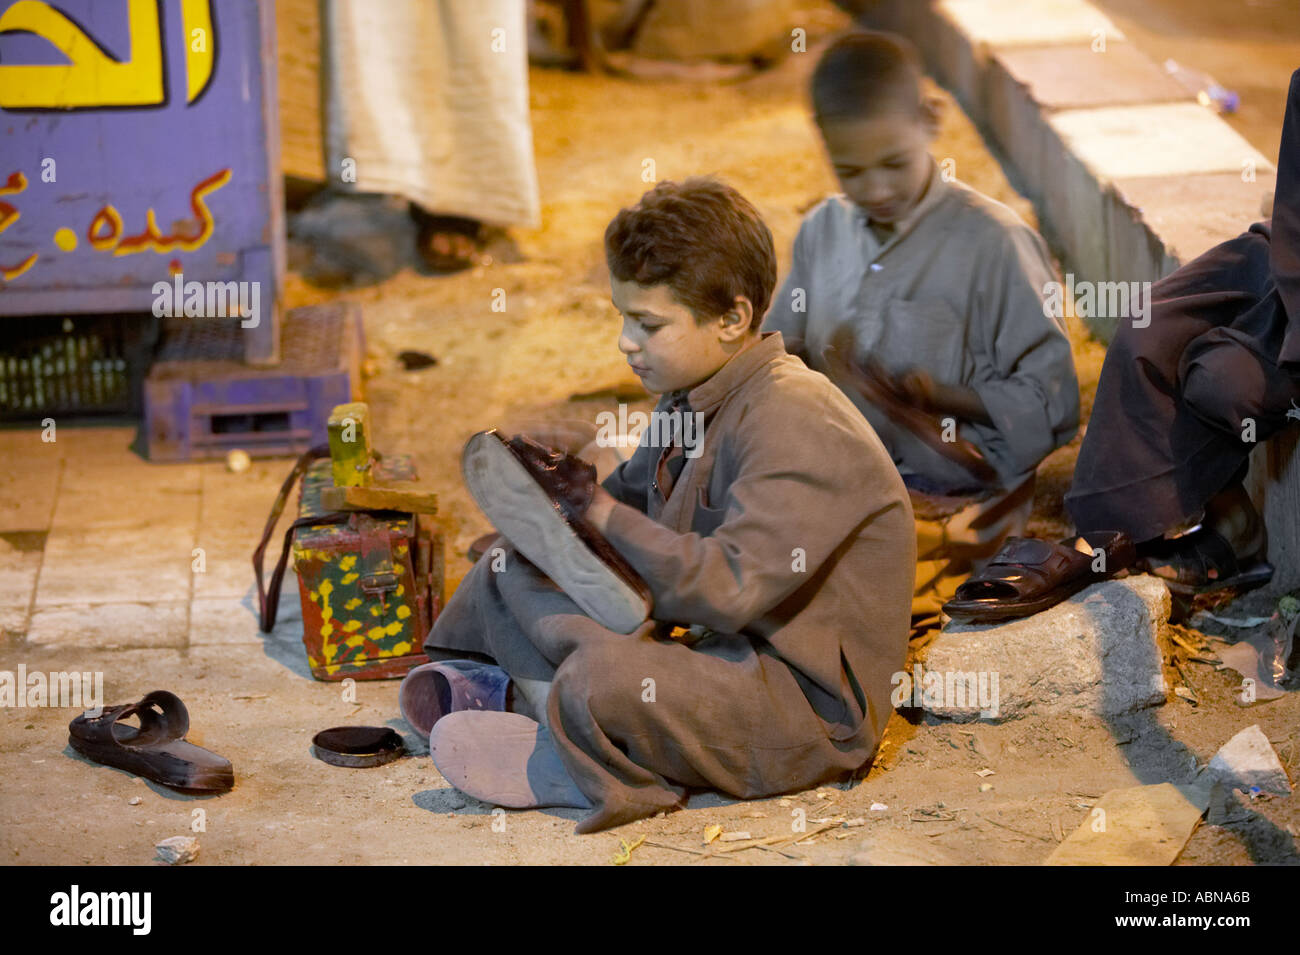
[0,0,284,364]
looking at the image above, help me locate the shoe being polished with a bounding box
[461,430,652,633]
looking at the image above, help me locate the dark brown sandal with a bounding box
[943,531,1136,624]
[1138,527,1273,596]
[68,691,234,792]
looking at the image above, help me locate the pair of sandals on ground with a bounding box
[946,525,1272,624]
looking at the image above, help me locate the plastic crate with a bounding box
[144,303,362,461]
[0,314,159,419]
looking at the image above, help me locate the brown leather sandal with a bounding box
[942,531,1136,624]
[1138,526,1273,596]
[68,691,234,792]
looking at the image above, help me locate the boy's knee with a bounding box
[551,640,653,728]
[1183,347,1271,434]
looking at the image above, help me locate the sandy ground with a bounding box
[2,4,1298,866]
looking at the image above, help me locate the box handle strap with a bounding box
[253,443,344,633]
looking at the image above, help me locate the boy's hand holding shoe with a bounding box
[462,430,652,633]
[584,484,617,533]
[891,365,993,427]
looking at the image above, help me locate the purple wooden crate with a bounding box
[144,303,361,461]
[0,0,284,363]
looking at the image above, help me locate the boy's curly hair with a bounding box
[604,177,776,326]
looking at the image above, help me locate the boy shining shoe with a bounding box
[763,30,1080,630]
[411,177,915,833]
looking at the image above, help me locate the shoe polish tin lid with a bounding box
[312,726,407,768]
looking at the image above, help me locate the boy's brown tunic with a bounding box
[426,332,915,832]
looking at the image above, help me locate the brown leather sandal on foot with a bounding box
[1138,527,1274,596]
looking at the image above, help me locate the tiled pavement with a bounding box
[0,424,303,652]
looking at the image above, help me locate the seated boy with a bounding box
[761,30,1080,627]
[401,177,915,833]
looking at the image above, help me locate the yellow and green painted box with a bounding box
[292,456,443,681]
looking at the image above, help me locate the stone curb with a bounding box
[918,575,1172,722]
[864,0,1277,343]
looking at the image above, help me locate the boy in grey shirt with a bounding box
[764,30,1080,625]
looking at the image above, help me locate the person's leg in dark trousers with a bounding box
[1065,69,1300,585]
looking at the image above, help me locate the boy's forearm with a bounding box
[928,381,994,427]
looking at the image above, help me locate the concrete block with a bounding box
[935,0,1124,111]
[930,5,983,112]
[1038,104,1272,338]
[1039,144,1113,307]
[26,601,189,648]
[984,42,1191,204]
[852,0,929,38]
[921,575,1171,721]
[1048,102,1272,181]
[940,0,1122,49]
[1108,170,1277,277]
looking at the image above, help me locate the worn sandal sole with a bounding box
[68,735,234,792]
[462,431,650,634]
[943,581,1096,624]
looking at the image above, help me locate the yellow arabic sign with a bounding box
[0,0,214,109]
